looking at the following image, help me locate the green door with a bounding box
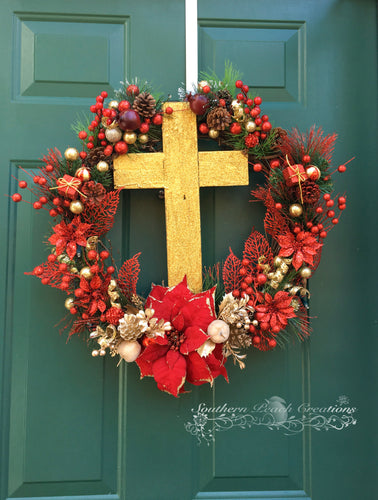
[1,1,376,500]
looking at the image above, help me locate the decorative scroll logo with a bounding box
[184,395,357,445]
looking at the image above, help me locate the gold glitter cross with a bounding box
[114,101,248,292]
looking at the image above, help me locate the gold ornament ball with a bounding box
[80,266,93,280]
[117,340,142,362]
[208,128,219,139]
[207,319,230,343]
[64,147,79,161]
[108,100,119,109]
[198,80,209,91]
[105,127,123,143]
[245,120,257,133]
[300,267,312,279]
[64,297,75,310]
[289,203,303,217]
[75,166,91,181]
[123,132,137,144]
[138,134,149,144]
[96,160,109,172]
[69,200,84,214]
[274,256,283,267]
[306,165,321,181]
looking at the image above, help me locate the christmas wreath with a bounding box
[11,66,352,397]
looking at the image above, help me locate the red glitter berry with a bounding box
[105,307,125,326]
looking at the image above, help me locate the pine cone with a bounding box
[298,180,321,204]
[133,92,156,118]
[86,147,107,167]
[207,107,232,131]
[80,181,107,207]
[216,89,233,110]
[117,312,147,341]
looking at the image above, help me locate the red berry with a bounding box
[41,278,50,285]
[199,123,209,134]
[306,222,313,228]
[114,141,128,154]
[332,218,339,224]
[52,197,61,206]
[104,146,113,156]
[255,117,262,126]
[90,105,96,113]
[230,123,242,135]
[45,164,54,172]
[261,121,272,132]
[164,106,173,115]
[318,223,324,229]
[79,151,87,159]
[12,193,22,202]
[47,254,57,262]
[90,120,98,128]
[101,91,108,98]
[293,226,301,234]
[268,338,277,348]
[338,204,346,210]
[59,263,68,272]
[87,250,97,260]
[39,196,48,204]
[235,80,243,88]
[139,123,150,134]
[107,266,115,274]
[219,98,226,107]
[249,324,256,334]
[261,114,269,122]
[320,231,327,238]
[256,273,267,285]
[242,84,249,93]
[98,132,105,140]
[70,307,78,315]
[323,193,331,201]
[239,268,247,276]
[338,165,346,172]
[237,93,244,101]
[252,335,261,345]
[78,131,87,140]
[338,196,346,204]
[271,160,280,168]
[311,226,319,234]
[86,142,93,149]
[244,107,250,114]
[202,85,210,94]
[100,250,109,260]
[241,282,248,290]
[82,313,89,320]
[90,264,99,274]
[34,266,43,276]
[253,163,262,172]
[33,176,40,184]
[74,288,84,298]
[245,275,253,284]
[302,155,311,163]
[326,200,334,207]
[152,114,163,125]
[33,201,42,209]
[242,258,250,267]
[96,95,104,103]
[254,96,262,105]
[102,108,111,117]
[316,206,323,213]
[38,177,47,186]
[63,200,71,207]
[49,209,58,217]
[275,203,282,210]
[246,286,253,295]
[126,84,139,96]
[119,100,130,112]
[232,289,240,298]
[246,99,253,107]
[327,210,335,218]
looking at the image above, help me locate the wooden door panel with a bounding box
[1,1,185,499]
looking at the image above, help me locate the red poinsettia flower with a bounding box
[136,277,228,397]
[76,273,111,316]
[277,230,322,270]
[255,291,296,333]
[48,216,92,260]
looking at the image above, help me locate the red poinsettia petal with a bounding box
[88,300,98,316]
[172,311,185,332]
[206,345,228,382]
[152,350,186,397]
[186,351,213,385]
[145,283,168,306]
[98,300,107,313]
[80,277,91,292]
[147,295,175,323]
[66,241,77,260]
[180,326,209,355]
[136,343,169,378]
[292,250,304,270]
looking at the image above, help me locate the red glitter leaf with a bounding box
[117,252,141,299]
[82,190,120,236]
[222,249,242,293]
[243,230,273,268]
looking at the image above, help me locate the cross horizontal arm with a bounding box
[199,150,249,187]
[114,152,165,189]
